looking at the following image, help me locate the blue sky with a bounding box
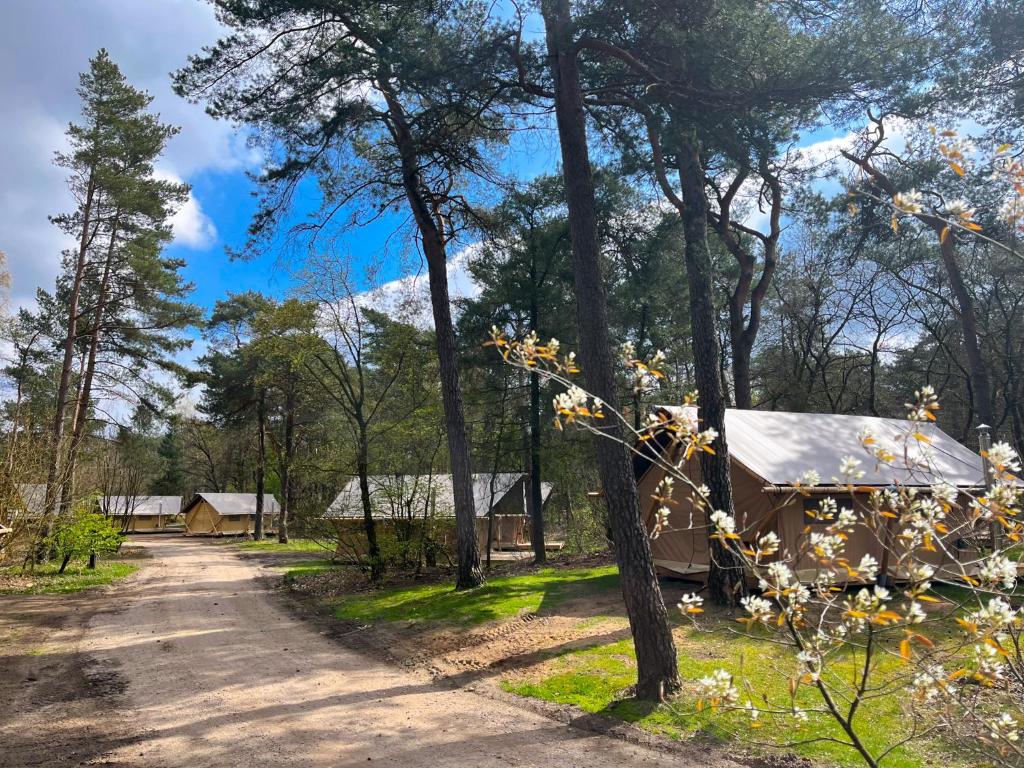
[1,0,855,329]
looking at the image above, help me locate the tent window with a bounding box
[227,514,243,521]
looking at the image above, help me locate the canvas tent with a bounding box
[325,472,554,551]
[15,484,47,519]
[636,407,986,583]
[183,493,278,536]
[101,495,182,532]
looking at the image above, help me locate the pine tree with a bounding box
[42,50,195,538]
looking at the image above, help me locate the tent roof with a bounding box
[184,493,279,517]
[16,484,47,516]
[656,407,985,488]
[102,496,182,517]
[325,473,553,519]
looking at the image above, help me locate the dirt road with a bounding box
[8,538,725,767]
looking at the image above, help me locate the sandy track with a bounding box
[73,538,718,767]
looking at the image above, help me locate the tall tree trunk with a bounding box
[676,143,747,606]
[64,212,119,509]
[938,237,994,429]
[43,173,97,526]
[543,0,680,701]
[529,294,546,564]
[842,148,994,431]
[357,422,382,581]
[278,387,295,544]
[378,79,482,589]
[254,390,266,540]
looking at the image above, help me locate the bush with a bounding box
[47,509,124,574]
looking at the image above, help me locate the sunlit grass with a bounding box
[0,562,138,595]
[229,537,330,554]
[320,565,620,626]
[503,620,970,768]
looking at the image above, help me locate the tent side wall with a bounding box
[113,515,165,533]
[642,453,774,578]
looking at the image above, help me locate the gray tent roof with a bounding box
[102,496,182,517]
[657,407,985,488]
[325,473,553,519]
[184,493,279,517]
[16,484,47,516]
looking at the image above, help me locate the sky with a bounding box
[0,0,861,346]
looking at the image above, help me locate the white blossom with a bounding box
[905,601,926,624]
[930,482,958,505]
[709,509,736,536]
[944,198,975,217]
[987,441,1022,474]
[969,597,1019,629]
[796,469,821,487]
[989,713,1021,743]
[893,189,924,214]
[856,553,879,582]
[756,531,780,557]
[979,554,1018,590]
[678,592,704,614]
[741,595,774,623]
[838,456,865,481]
[696,669,738,704]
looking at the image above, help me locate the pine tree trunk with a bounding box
[357,423,382,581]
[543,0,680,701]
[278,387,295,544]
[65,213,119,503]
[43,173,97,527]
[529,293,546,563]
[254,390,266,540]
[378,79,482,589]
[677,144,747,606]
[939,236,994,428]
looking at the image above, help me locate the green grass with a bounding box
[503,626,968,768]
[230,538,329,554]
[324,565,619,626]
[0,562,138,595]
[282,559,342,576]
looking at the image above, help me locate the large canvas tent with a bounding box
[324,472,554,551]
[101,495,182,532]
[636,407,986,583]
[183,493,278,536]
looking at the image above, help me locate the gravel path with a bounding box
[78,538,716,767]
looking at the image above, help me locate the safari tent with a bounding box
[101,495,182,532]
[183,493,278,536]
[324,472,554,551]
[635,407,986,583]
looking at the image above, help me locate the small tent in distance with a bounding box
[101,495,182,533]
[635,408,987,584]
[324,472,555,552]
[183,493,278,536]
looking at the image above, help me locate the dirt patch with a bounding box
[0,588,140,767]
[277,556,703,687]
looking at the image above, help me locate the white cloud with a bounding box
[155,169,218,249]
[364,244,482,328]
[0,0,253,310]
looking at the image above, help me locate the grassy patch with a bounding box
[328,565,619,626]
[282,560,343,577]
[230,538,329,554]
[0,562,138,595]
[503,625,967,768]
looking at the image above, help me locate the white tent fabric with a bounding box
[325,473,553,519]
[660,407,985,487]
[102,496,182,517]
[16,484,47,516]
[187,493,279,516]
